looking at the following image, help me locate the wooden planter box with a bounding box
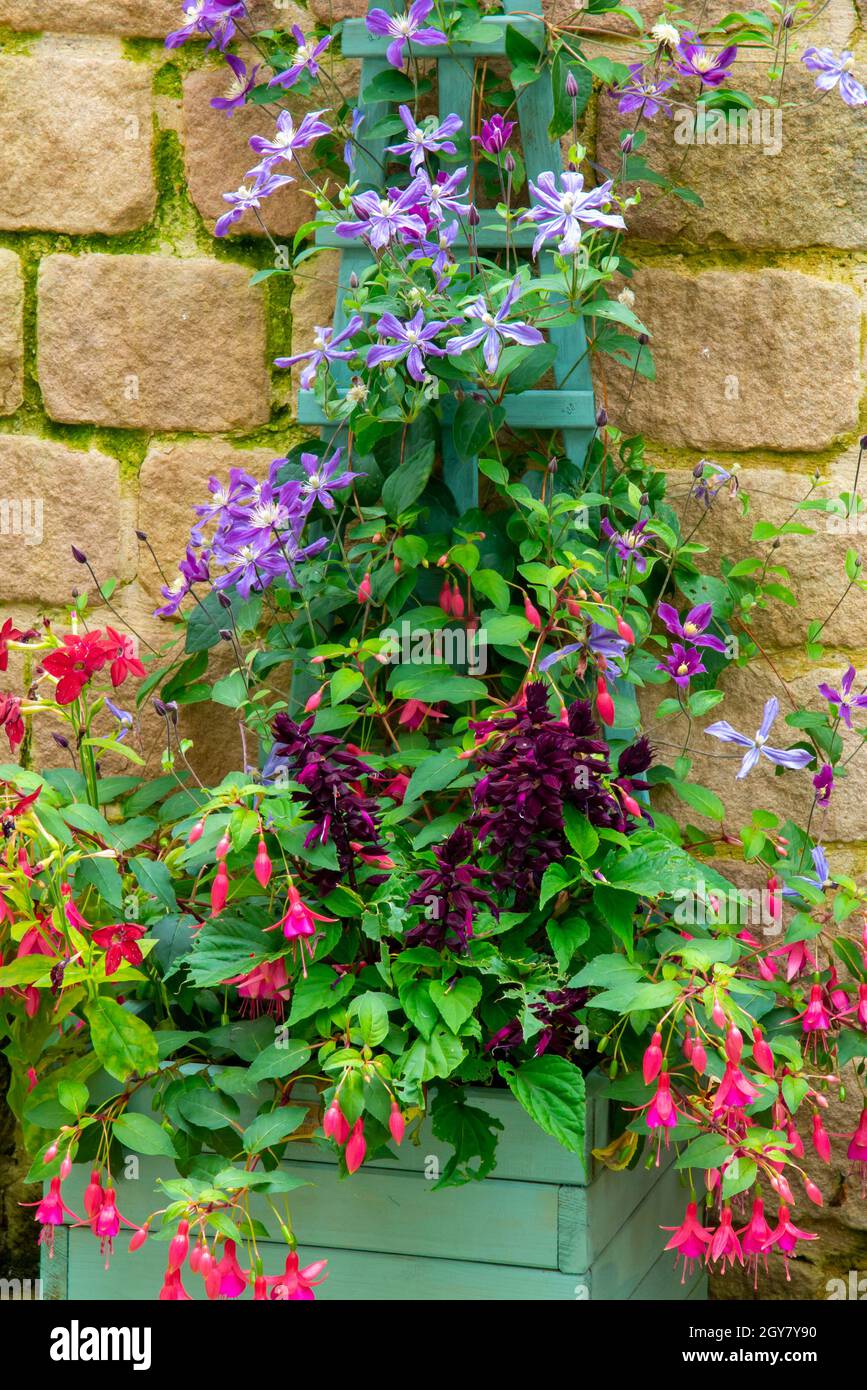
[42,1075,706,1301]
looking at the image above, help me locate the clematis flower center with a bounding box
[684,621,699,636]
[692,51,716,72]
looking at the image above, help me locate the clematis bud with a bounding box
[254,839,272,889]
[345,1118,366,1174]
[211,861,229,916]
[524,595,542,631]
[643,1031,663,1084]
[565,70,579,97]
[357,572,372,603]
[595,676,615,726]
[389,1101,405,1145]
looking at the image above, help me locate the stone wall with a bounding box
[0,0,865,1297]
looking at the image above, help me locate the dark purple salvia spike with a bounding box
[405,825,497,951]
[270,713,386,887]
[485,988,589,1059]
[468,682,652,903]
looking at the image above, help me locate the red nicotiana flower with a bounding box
[103,627,146,688]
[0,618,37,672]
[41,632,111,705]
[0,695,24,751]
[91,924,146,975]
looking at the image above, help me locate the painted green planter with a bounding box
[42,1075,706,1302]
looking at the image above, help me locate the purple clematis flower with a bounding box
[104,698,134,740]
[615,63,675,117]
[657,643,706,688]
[782,845,832,899]
[166,0,245,50]
[366,309,452,381]
[813,762,835,806]
[211,54,260,112]
[521,171,626,258]
[818,664,867,729]
[275,315,363,390]
[248,109,332,172]
[269,26,333,88]
[214,171,294,237]
[366,0,447,70]
[335,178,427,250]
[473,114,515,154]
[445,276,544,374]
[297,449,363,510]
[690,458,738,507]
[802,47,866,106]
[588,623,630,673]
[408,219,458,287]
[657,601,726,653]
[601,517,650,573]
[673,34,738,86]
[705,696,813,780]
[388,107,463,173]
[416,167,473,224]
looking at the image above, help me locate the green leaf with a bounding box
[129,856,177,910]
[403,748,463,804]
[350,992,391,1047]
[75,857,124,911]
[671,780,725,821]
[113,1112,178,1158]
[243,1107,307,1154]
[177,1087,240,1131]
[539,860,576,908]
[505,1056,586,1155]
[247,1038,313,1086]
[331,668,364,705]
[382,442,435,519]
[563,805,599,858]
[288,963,353,1025]
[402,1025,466,1083]
[546,914,590,974]
[430,1087,504,1187]
[399,980,439,1039]
[429,977,482,1033]
[721,1156,758,1200]
[57,1080,88,1116]
[675,1132,733,1170]
[388,666,487,704]
[86,999,159,1084]
[185,915,272,989]
[471,568,511,613]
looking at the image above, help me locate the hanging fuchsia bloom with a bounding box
[643,1031,663,1084]
[812,1112,832,1163]
[799,984,830,1034]
[657,601,726,652]
[324,1100,350,1145]
[216,1239,248,1298]
[818,664,867,729]
[269,26,333,88]
[159,1266,192,1300]
[30,1177,77,1257]
[657,643,706,688]
[93,1188,136,1267]
[767,937,815,982]
[662,1201,713,1282]
[705,696,813,780]
[388,106,462,172]
[708,1207,743,1270]
[763,1206,817,1277]
[366,0,447,69]
[847,1108,867,1195]
[739,1199,772,1287]
[346,1118,367,1174]
[646,1071,678,1131]
[268,1251,329,1301]
[713,1062,761,1115]
[673,34,738,86]
[223,958,292,1016]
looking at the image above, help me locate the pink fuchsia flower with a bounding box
[223,958,292,1016]
[712,1062,761,1116]
[210,53,260,112]
[673,34,737,86]
[656,643,706,688]
[739,1198,772,1288]
[159,1267,192,1300]
[323,1100,350,1145]
[818,664,867,730]
[445,274,544,373]
[802,47,866,107]
[657,601,726,652]
[646,1071,678,1132]
[345,1118,367,1173]
[847,1108,867,1196]
[767,937,816,982]
[521,170,625,258]
[707,1206,743,1270]
[662,1201,713,1282]
[705,695,813,780]
[812,1112,832,1163]
[797,983,831,1034]
[268,26,333,88]
[29,1176,78,1257]
[763,1206,817,1277]
[268,1251,329,1301]
[388,106,462,173]
[91,923,146,976]
[399,700,447,732]
[266,882,335,976]
[215,1238,248,1298]
[366,0,447,70]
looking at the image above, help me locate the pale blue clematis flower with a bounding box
[705,696,813,779]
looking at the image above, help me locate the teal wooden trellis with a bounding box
[296,0,598,514]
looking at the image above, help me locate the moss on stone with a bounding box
[0,25,38,55]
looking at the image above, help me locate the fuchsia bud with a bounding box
[438,580,453,615]
[388,1101,405,1146]
[205,1265,222,1300]
[323,1101,350,1146]
[643,1031,663,1085]
[44,1142,58,1164]
[189,1240,205,1273]
[129,1225,149,1252]
[751,1024,775,1076]
[712,995,727,1029]
[254,838,272,889]
[254,1274,268,1300]
[168,1219,190,1271]
[84,1170,104,1219]
[451,585,465,619]
[524,595,542,631]
[304,686,326,713]
[804,1179,824,1206]
[60,1155,72,1180]
[616,614,635,644]
[691,1041,707,1075]
[595,676,615,726]
[211,861,229,916]
[215,832,230,861]
[724,1025,743,1065]
[345,1118,366,1174]
[769,1170,794,1204]
[188,818,205,845]
[620,791,642,819]
[786,1121,804,1159]
[357,572,372,603]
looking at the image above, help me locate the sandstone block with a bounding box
[0,251,23,416]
